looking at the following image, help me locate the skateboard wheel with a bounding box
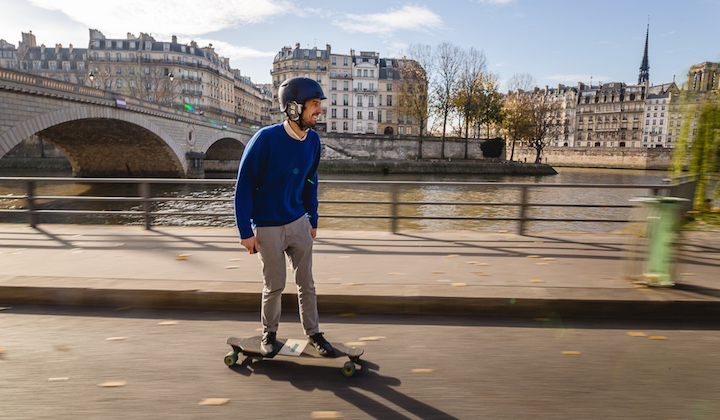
[224,351,238,367]
[342,361,356,377]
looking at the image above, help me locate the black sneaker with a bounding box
[260,332,278,357]
[308,332,334,357]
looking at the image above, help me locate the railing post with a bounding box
[140,182,152,230]
[517,186,528,235]
[26,181,38,228]
[390,184,399,234]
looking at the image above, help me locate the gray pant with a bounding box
[255,216,319,336]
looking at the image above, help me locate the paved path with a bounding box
[1,223,719,320]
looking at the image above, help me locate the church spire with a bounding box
[638,23,650,84]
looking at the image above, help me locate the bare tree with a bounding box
[452,47,487,158]
[398,44,432,159]
[433,42,462,159]
[524,95,563,163]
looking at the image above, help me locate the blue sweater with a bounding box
[234,124,321,239]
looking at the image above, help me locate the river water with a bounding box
[0,167,669,233]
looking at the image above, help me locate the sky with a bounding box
[1,0,719,91]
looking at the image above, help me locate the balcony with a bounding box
[353,87,378,92]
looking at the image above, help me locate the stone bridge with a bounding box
[0,68,253,178]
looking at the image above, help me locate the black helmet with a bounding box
[278,77,326,121]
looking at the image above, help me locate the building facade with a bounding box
[0,30,272,130]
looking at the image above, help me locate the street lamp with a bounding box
[168,72,175,106]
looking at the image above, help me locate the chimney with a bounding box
[172,35,177,44]
[69,44,73,53]
[295,42,300,49]
[40,44,46,54]
[55,44,61,54]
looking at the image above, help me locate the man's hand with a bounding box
[311,228,317,239]
[240,236,258,254]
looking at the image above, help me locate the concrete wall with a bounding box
[322,133,505,161]
[511,146,673,170]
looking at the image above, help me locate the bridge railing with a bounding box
[0,177,694,234]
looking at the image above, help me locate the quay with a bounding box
[1,223,719,320]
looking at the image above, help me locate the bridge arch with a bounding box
[0,106,185,177]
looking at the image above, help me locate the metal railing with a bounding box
[0,177,695,234]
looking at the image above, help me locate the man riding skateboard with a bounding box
[234,77,333,357]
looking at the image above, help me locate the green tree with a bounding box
[672,90,720,210]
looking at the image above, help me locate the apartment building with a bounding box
[643,83,678,148]
[541,84,580,147]
[328,51,352,133]
[270,43,331,129]
[271,43,424,136]
[575,82,647,148]
[87,29,239,124]
[351,51,379,134]
[0,31,88,84]
[377,58,401,135]
[1,30,272,129]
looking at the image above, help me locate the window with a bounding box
[343,109,348,118]
[343,94,348,106]
[49,62,56,70]
[331,57,336,65]
[357,111,362,119]
[386,95,392,106]
[343,121,348,130]
[369,111,374,120]
[343,81,349,91]
[331,94,337,105]
[304,62,309,69]
[331,109,337,118]
[357,69,362,77]
[116,79,123,89]
[116,53,121,61]
[331,122,337,131]
[332,80,337,90]
[343,57,348,66]
[357,96,362,106]
[368,96,374,107]
[163,43,170,52]
[386,110,392,123]
[387,84,393,91]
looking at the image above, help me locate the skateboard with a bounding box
[224,336,364,377]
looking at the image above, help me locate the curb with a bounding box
[3,285,720,321]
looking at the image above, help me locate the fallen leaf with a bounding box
[536,262,549,266]
[339,313,356,318]
[359,336,385,341]
[627,332,648,337]
[527,255,541,258]
[445,254,460,258]
[431,271,445,274]
[472,272,489,276]
[527,279,544,283]
[649,336,668,340]
[542,258,556,261]
[199,398,229,406]
[157,320,179,325]
[411,368,435,373]
[387,272,406,276]
[451,283,467,287]
[224,266,239,269]
[106,337,127,341]
[561,351,581,355]
[311,412,343,419]
[175,254,190,260]
[48,377,69,382]
[344,342,366,347]
[98,381,126,387]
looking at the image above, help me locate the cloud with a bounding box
[334,5,443,35]
[26,0,292,39]
[191,38,275,60]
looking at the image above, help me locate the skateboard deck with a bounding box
[224,336,364,377]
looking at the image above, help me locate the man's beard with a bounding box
[300,113,317,129]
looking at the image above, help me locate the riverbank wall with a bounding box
[512,146,673,170]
